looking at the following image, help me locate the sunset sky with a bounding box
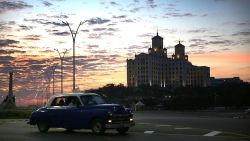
[0,0,250,106]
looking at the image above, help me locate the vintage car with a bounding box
[28,93,135,134]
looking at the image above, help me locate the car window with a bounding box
[51,97,66,106]
[51,96,81,107]
[66,96,81,106]
[80,95,105,106]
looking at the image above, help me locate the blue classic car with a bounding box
[28,93,135,134]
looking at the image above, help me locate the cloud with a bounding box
[52,31,70,36]
[88,33,101,39]
[137,33,153,38]
[107,28,118,31]
[0,39,19,47]
[88,17,111,25]
[165,12,195,17]
[209,40,233,45]
[24,18,66,27]
[0,1,33,14]
[100,32,114,36]
[93,28,106,31]
[201,14,208,17]
[168,3,176,7]
[146,0,157,8]
[110,1,119,6]
[39,50,55,53]
[232,31,250,36]
[186,50,206,54]
[221,48,231,51]
[0,49,26,54]
[0,22,12,31]
[22,35,41,40]
[237,22,250,26]
[209,35,221,38]
[112,15,127,19]
[47,14,68,19]
[93,27,118,32]
[187,28,207,33]
[121,19,134,23]
[42,1,53,7]
[81,29,89,32]
[18,25,34,31]
[129,7,144,13]
[87,45,99,49]
[107,23,116,26]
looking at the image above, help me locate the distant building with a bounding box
[210,77,243,86]
[127,32,210,88]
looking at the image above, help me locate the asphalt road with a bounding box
[0,111,249,141]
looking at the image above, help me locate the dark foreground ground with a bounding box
[0,110,249,141]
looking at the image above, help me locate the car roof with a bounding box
[45,93,99,107]
[52,93,99,98]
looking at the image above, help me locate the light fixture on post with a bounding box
[60,20,87,92]
[54,49,70,94]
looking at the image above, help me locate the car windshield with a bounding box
[80,95,106,105]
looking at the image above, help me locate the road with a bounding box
[0,111,249,141]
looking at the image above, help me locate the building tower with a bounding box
[172,41,188,60]
[148,31,164,53]
[0,72,16,109]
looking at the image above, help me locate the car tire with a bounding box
[37,121,49,133]
[116,127,129,134]
[91,119,105,134]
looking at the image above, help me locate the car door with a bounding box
[47,97,69,127]
[63,96,85,128]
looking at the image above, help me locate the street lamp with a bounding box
[54,49,69,94]
[51,63,58,95]
[61,20,87,92]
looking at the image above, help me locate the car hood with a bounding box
[86,104,126,113]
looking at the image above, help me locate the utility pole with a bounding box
[61,20,87,92]
[51,64,58,95]
[55,49,69,94]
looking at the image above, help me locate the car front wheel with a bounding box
[91,119,105,134]
[37,121,49,133]
[116,127,129,134]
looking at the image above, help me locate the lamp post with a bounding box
[61,20,87,92]
[51,63,58,95]
[55,49,69,94]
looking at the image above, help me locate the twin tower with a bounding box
[148,32,188,61]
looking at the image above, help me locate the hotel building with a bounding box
[127,32,210,88]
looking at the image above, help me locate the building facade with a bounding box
[210,77,243,86]
[127,32,210,88]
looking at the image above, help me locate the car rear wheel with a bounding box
[116,127,129,134]
[91,119,105,134]
[37,121,49,133]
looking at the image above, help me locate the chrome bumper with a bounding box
[105,121,135,129]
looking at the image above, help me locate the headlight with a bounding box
[130,118,133,121]
[108,119,112,123]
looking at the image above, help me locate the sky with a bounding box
[0,0,250,106]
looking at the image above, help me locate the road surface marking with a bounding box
[144,131,154,134]
[156,124,172,127]
[204,131,221,136]
[175,127,192,130]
